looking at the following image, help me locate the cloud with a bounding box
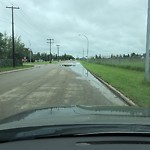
[0,0,148,57]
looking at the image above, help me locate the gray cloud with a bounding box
[0,0,148,57]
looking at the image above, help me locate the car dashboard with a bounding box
[0,135,150,150]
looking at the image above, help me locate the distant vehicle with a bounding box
[61,61,76,67]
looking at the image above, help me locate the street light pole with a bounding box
[145,0,150,81]
[79,34,89,62]
[83,48,84,58]
[56,45,60,62]
[29,41,31,63]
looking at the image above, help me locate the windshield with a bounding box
[0,0,150,132]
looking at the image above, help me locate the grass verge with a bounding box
[0,65,34,72]
[89,58,145,72]
[80,61,150,107]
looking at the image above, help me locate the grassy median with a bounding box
[80,61,150,107]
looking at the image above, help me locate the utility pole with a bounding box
[47,38,54,63]
[6,5,20,67]
[145,0,150,81]
[56,45,60,62]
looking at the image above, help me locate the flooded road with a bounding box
[67,61,127,106]
[0,61,127,120]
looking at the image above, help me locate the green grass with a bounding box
[89,58,145,72]
[0,65,34,72]
[80,61,150,107]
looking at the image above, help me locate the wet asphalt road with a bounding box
[0,61,127,120]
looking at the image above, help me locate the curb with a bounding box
[0,67,34,75]
[87,69,137,106]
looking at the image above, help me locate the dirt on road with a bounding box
[0,62,127,120]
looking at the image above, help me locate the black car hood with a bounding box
[0,105,150,130]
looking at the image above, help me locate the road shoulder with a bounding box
[0,67,34,75]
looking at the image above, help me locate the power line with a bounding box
[4,1,54,52]
[15,22,48,49]
[0,16,10,21]
[0,18,10,23]
[17,9,50,38]
[15,23,34,39]
[12,12,49,51]
[5,23,46,52]
[4,1,55,55]
[3,2,48,40]
[6,5,20,67]
[0,1,6,7]
[0,0,11,7]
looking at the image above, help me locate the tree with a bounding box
[99,54,101,59]
[0,33,5,58]
[131,52,136,58]
[41,53,49,61]
[0,32,31,61]
[61,53,74,60]
[95,54,98,59]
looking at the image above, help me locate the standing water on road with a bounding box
[68,61,127,106]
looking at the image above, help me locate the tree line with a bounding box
[0,32,75,64]
[0,32,30,60]
[93,53,145,59]
[33,52,75,62]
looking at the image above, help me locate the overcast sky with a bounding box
[0,0,148,57]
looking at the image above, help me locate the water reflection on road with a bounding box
[69,61,127,106]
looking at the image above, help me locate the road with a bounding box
[0,61,127,120]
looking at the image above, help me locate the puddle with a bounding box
[69,62,127,106]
